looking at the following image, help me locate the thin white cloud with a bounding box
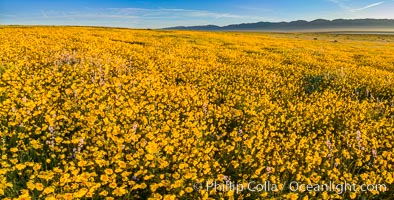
[40,10,139,19]
[31,7,266,28]
[105,7,264,20]
[328,0,351,10]
[328,0,386,12]
[0,13,16,17]
[239,6,268,11]
[40,7,254,20]
[351,1,385,12]
[41,9,132,18]
[41,11,49,18]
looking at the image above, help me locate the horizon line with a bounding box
[1,17,394,30]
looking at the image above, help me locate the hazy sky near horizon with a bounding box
[1,0,394,28]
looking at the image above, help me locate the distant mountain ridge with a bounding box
[164,19,394,31]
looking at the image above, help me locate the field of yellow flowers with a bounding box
[0,26,394,200]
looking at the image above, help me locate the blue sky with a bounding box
[1,0,394,28]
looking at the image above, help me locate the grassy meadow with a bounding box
[0,26,394,199]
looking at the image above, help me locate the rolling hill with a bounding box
[164,19,394,32]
